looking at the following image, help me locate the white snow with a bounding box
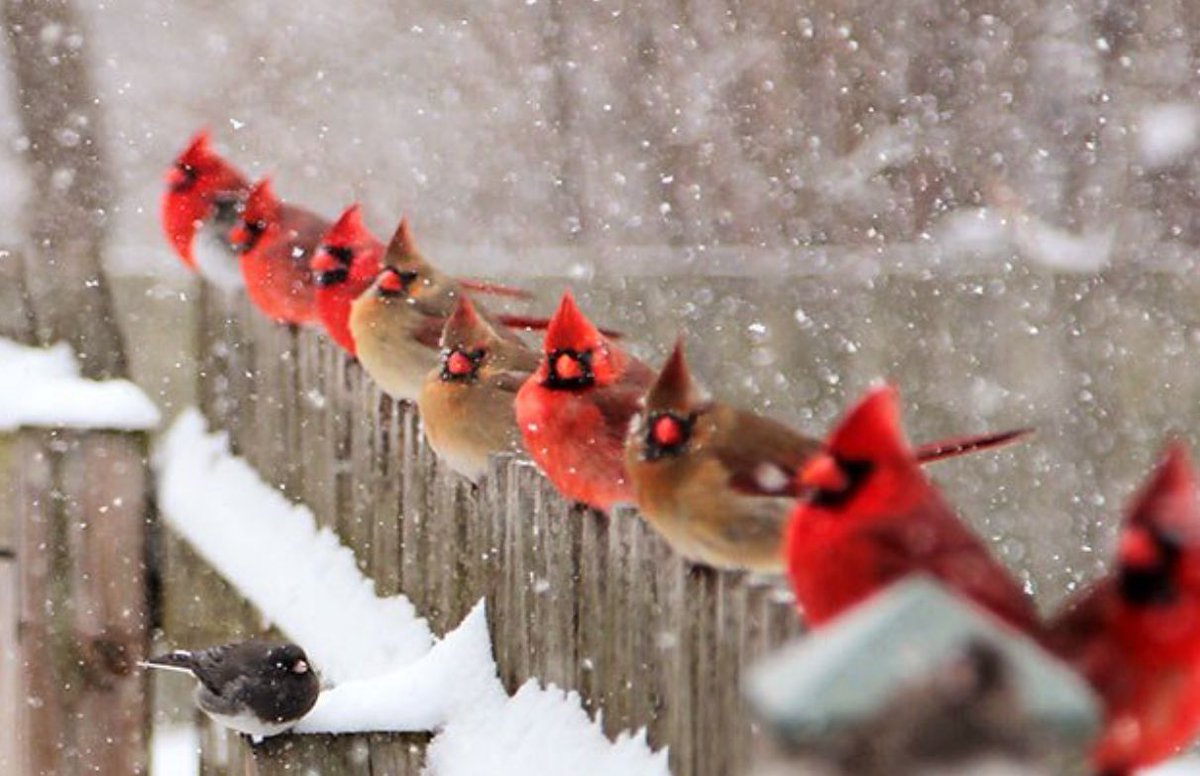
[1138,103,1200,169]
[155,409,434,684]
[295,601,501,734]
[151,724,200,776]
[0,338,161,432]
[155,409,669,776]
[427,679,669,776]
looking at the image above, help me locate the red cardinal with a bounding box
[515,291,653,512]
[785,384,1039,633]
[309,205,383,355]
[1047,443,1200,776]
[229,179,328,325]
[161,130,250,290]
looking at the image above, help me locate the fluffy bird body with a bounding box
[161,131,250,291]
[627,342,1031,572]
[785,385,1039,633]
[418,296,539,481]
[1047,444,1200,776]
[515,292,653,512]
[310,205,383,354]
[350,219,531,403]
[231,179,328,325]
[144,641,319,740]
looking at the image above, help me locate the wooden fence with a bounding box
[160,289,803,775]
[0,428,152,776]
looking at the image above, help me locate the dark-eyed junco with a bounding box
[144,641,320,741]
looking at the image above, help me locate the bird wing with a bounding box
[185,642,267,698]
[714,408,823,498]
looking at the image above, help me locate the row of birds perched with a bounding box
[154,130,1200,775]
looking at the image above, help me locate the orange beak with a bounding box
[311,249,343,274]
[554,353,583,381]
[799,452,848,492]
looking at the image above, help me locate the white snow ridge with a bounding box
[0,337,160,432]
[155,409,669,776]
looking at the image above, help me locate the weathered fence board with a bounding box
[2,429,152,776]
[177,295,805,776]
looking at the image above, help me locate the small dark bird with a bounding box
[144,641,319,741]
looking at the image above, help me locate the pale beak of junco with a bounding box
[292,659,309,674]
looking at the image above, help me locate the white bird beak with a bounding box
[293,660,309,674]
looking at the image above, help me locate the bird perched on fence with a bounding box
[229,178,328,326]
[309,204,383,355]
[785,384,1040,634]
[515,291,654,512]
[161,130,250,291]
[418,295,539,482]
[625,340,1031,572]
[349,217,542,403]
[143,641,319,742]
[1046,443,1200,776]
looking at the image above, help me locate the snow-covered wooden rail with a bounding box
[0,339,160,775]
[166,291,803,775]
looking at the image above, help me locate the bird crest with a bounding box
[1127,442,1197,535]
[440,295,495,352]
[322,204,369,251]
[645,337,708,414]
[825,383,911,463]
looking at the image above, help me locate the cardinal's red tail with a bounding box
[459,278,534,299]
[497,315,622,339]
[914,428,1033,464]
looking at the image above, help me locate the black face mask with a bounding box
[543,348,595,390]
[642,411,695,461]
[807,458,874,509]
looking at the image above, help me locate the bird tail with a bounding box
[458,279,533,300]
[141,650,197,674]
[914,428,1033,464]
[496,314,623,339]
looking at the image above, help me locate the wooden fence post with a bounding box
[2,429,152,776]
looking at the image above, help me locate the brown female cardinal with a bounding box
[309,205,383,355]
[161,130,250,291]
[417,295,539,482]
[1046,443,1200,776]
[515,291,654,512]
[785,384,1040,633]
[626,341,1030,573]
[349,218,542,403]
[229,178,329,325]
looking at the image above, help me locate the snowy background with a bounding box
[3,0,1200,273]
[1,0,1198,605]
[3,1,1200,771]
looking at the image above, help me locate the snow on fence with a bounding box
[164,289,802,775]
[0,340,159,775]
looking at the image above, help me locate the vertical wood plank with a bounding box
[62,432,151,776]
[16,432,70,776]
[0,559,18,773]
